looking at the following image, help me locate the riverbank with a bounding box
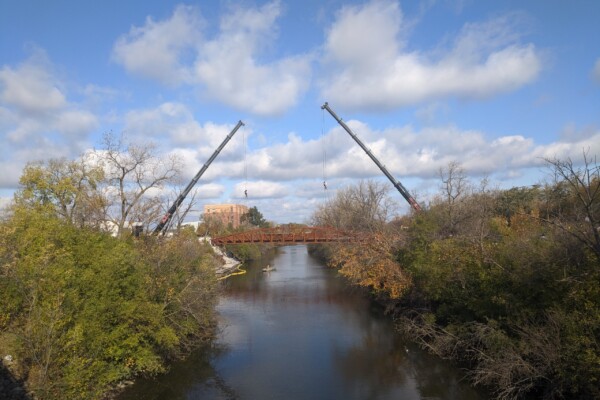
[199,235,244,276]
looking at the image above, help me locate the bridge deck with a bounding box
[211,226,360,246]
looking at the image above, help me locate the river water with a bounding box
[119,245,487,400]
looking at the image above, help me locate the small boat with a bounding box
[262,264,276,272]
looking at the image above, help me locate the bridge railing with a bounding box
[210,226,362,246]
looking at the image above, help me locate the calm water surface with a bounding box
[119,245,487,400]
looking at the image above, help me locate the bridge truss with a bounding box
[211,226,362,246]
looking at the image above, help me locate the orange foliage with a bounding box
[329,233,411,299]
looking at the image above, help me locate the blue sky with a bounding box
[1,0,599,223]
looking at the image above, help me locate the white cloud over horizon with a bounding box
[120,102,600,199]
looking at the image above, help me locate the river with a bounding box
[119,245,488,400]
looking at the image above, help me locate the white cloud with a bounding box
[55,110,98,137]
[112,5,202,85]
[233,180,288,199]
[125,102,239,150]
[112,2,312,116]
[0,53,99,143]
[195,183,226,199]
[0,53,99,188]
[125,102,205,141]
[106,114,600,223]
[195,1,312,115]
[0,195,13,213]
[125,102,247,174]
[0,50,66,115]
[593,58,600,83]
[244,119,599,185]
[321,1,541,109]
[119,102,600,212]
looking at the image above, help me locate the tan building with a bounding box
[203,204,249,229]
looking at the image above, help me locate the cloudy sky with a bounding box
[1,0,599,223]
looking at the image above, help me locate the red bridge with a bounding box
[211,226,362,246]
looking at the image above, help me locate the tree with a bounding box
[0,204,219,399]
[242,206,269,228]
[329,232,411,299]
[438,161,470,236]
[92,133,180,237]
[311,180,397,232]
[15,158,106,228]
[542,151,600,261]
[164,186,199,233]
[311,180,409,299]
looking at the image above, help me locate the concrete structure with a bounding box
[203,204,248,229]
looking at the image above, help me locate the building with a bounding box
[203,204,249,229]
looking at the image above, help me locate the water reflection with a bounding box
[119,245,486,400]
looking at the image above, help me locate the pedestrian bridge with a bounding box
[211,226,362,246]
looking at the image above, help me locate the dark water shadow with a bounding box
[117,343,238,400]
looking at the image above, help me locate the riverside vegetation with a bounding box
[0,211,219,399]
[311,156,599,399]
[0,137,221,399]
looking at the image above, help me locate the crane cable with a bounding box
[243,127,248,200]
[321,107,328,192]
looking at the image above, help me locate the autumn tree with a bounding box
[15,158,106,228]
[311,180,410,299]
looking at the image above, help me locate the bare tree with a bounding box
[438,161,470,235]
[94,133,180,237]
[166,187,200,233]
[311,180,397,233]
[542,151,600,260]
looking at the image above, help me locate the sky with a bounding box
[1,0,599,224]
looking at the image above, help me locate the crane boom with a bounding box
[153,120,245,235]
[321,103,421,212]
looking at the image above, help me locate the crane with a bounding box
[321,102,421,212]
[153,120,245,235]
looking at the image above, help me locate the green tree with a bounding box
[16,158,106,228]
[242,206,269,228]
